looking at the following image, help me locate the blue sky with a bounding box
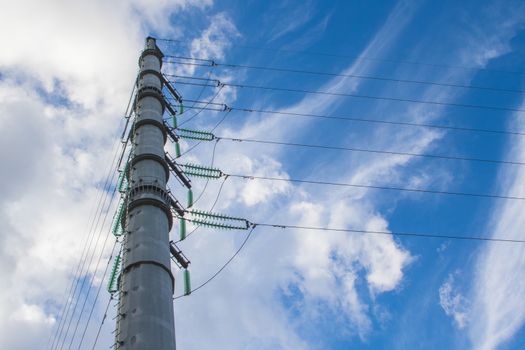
[1,0,525,349]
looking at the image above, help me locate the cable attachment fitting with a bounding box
[169,241,192,295]
[169,241,190,269]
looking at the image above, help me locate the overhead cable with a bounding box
[173,225,256,300]
[163,99,525,137]
[225,174,525,201]
[185,134,525,166]
[157,38,525,76]
[171,218,524,301]
[90,295,113,350]
[76,241,119,350]
[163,58,525,94]
[169,78,525,113]
[50,86,135,350]
[254,223,525,243]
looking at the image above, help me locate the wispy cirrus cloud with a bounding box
[173,0,423,345]
[439,272,470,329]
[469,99,525,350]
[266,0,316,42]
[4,0,525,349]
[434,3,525,349]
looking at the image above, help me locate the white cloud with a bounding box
[468,98,525,350]
[227,155,291,206]
[172,1,423,345]
[164,12,241,111]
[266,0,316,42]
[190,12,241,60]
[169,12,240,76]
[4,0,524,349]
[11,303,56,326]
[457,2,525,67]
[286,200,412,338]
[0,0,215,349]
[440,4,525,349]
[439,273,469,329]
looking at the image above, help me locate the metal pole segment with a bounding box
[116,37,176,349]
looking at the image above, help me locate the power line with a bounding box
[90,295,113,350]
[225,173,525,201]
[163,100,525,137]
[54,112,132,349]
[212,136,524,166]
[178,109,231,157]
[47,193,106,350]
[176,84,224,128]
[169,116,228,243]
[52,85,135,350]
[76,240,120,350]
[172,217,523,301]
[54,162,119,350]
[64,114,136,348]
[254,223,525,243]
[49,157,118,349]
[169,78,525,114]
[176,175,229,243]
[60,182,121,350]
[185,140,220,206]
[157,38,525,76]
[50,123,129,350]
[173,225,256,300]
[163,57,525,95]
[171,140,222,243]
[185,65,216,110]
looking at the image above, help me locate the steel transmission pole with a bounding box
[116,37,176,349]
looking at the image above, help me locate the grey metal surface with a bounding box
[116,37,176,350]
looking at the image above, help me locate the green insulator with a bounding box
[172,115,178,129]
[191,218,248,230]
[118,178,128,193]
[107,254,121,293]
[180,218,186,241]
[192,210,245,223]
[179,102,184,115]
[182,163,222,179]
[175,142,181,158]
[115,225,123,237]
[178,128,215,141]
[111,201,125,236]
[187,189,193,208]
[184,269,191,295]
[117,162,129,193]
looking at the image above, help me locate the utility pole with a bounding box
[116,37,176,349]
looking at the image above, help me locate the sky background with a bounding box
[1,0,525,349]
